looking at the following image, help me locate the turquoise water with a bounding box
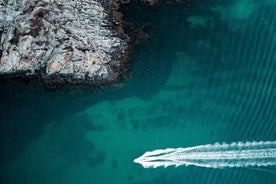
[0,0,276,183]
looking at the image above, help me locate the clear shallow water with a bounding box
[0,0,276,183]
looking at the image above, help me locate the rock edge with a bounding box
[0,0,128,86]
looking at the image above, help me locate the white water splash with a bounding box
[134,141,276,168]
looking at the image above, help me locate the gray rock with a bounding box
[0,0,127,83]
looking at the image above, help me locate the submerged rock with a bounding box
[0,0,127,84]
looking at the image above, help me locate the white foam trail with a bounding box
[134,141,276,168]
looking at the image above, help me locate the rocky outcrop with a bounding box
[0,0,127,84]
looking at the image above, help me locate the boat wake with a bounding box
[134,141,276,168]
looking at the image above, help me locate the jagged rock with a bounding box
[0,0,127,84]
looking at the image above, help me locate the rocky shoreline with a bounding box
[0,0,129,86]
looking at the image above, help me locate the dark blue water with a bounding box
[0,0,276,183]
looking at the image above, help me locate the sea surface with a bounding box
[0,0,276,183]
